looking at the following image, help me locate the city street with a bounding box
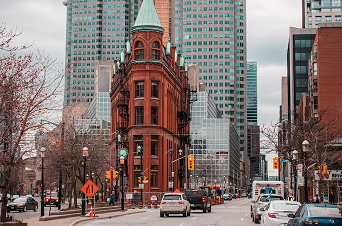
[81,198,256,226]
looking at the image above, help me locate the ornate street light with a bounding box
[40,147,45,217]
[82,147,88,216]
[302,140,310,203]
[120,156,125,212]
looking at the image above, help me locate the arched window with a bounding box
[135,41,144,60]
[152,41,160,60]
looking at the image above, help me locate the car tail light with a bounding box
[161,202,166,205]
[45,199,48,202]
[268,213,278,218]
[56,199,59,202]
[202,197,205,202]
[178,202,184,205]
[304,219,320,225]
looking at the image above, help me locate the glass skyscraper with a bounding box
[304,0,342,28]
[190,91,240,190]
[247,62,257,125]
[174,0,248,170]
[63,0,139,106]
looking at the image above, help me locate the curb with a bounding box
[70,210,146,226]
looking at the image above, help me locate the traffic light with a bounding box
[143,176,147,181]
[323,165,328,174]
[56,139,61,149]
[138,177,142,183]
[113,171,118,179]
[273,158,279,169]
[106,171,118,179]
[318,165,322,174]
[188,156,194,170]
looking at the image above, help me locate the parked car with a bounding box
[7,197,38,212]
[160,192,191,217]
[26,194,33,198]
[223,194,232,201]
[236,193,241,198]
[232,194,237,199]
[45,192,60,207]
[260,200,300,226]
[0,194,10,202]
[241,192,247,197]
[185,190,211,213]
[251,194,284,223]
[287,204,342,226]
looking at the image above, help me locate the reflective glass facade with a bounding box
[84,92,111,123]
[305,0,342,28]
[246,62,257,125]
[63,0,139,105]
[190,92,240,189]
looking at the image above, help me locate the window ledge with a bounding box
[134,97,145,101]
[150,97,160,101]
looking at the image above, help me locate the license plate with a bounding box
[191,204,195,207]
[11,207,14,209]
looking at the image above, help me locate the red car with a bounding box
[44,192,60,207]
[236,193,241,198]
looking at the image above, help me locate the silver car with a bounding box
[251,194,284,223]
[260,200,300,226]
[160,192,191,217]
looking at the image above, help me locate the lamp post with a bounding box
[292,150,298,201]
[137,145,143,203]
[115,133,121,202]
[302,140,310,203]
[82,147,88,216]
[120,156,125,212]
[40,147,45,217]
[169,148,172,192]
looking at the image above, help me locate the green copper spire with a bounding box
[132,0,164,34]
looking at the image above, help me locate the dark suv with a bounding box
[185,190,212,213]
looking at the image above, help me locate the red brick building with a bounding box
[307,24,342,136]
[110,0,193,201]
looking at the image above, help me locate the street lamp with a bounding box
[302,140,310,203]
[82,147,88,216]
[120,156,125,212]
[40,147,45,217]
[137,145,143,204]
[292,150,298,201]
[115,133,121,202]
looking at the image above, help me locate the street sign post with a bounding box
[81,180,99,199]
[139,184,144,189]
[168,181,174,188]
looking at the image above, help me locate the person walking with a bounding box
[109,191,115,206]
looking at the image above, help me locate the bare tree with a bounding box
[0,25,65,222]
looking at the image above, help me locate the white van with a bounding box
[252,181,284,201]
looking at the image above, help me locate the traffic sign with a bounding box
[143,180,148,183]
[81,180,99,199]
[119,148,128,157]
[139,184,144,189]
[188,156,194,170]
[151,195,157,201]
[168,181,173,188]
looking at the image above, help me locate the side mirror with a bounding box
[288,213,295,218]
[251,200,256,203]
[259,207,265,211]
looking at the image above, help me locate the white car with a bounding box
[260,200,300,226]
[160,192,191,217]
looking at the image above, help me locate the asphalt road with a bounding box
[81,198,257,226]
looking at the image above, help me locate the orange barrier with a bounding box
[211,199,215,205]
[130,201,135,209]
[148,201,151,209]
[154,201,158,209]
[139,201,143,209]
[90,206,94,217]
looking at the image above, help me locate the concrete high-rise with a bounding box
[63,0,139,106]
[174,0,248,177]
[247,62,257,125]
[303,0,342,28]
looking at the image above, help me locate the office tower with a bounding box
[247,62,257,125]
[190,88,240,191]
[303,0,342,28]
[63,0,139,106]
[174,0,248,175]
[287,27,316,122]
[154,0,171,45]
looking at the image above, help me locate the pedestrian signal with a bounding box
[188,156,194,170]
[273,158,279,169]
[138,177,142,183]
[106,170,118,179]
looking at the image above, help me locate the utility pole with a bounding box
[169,148,172,192]
[185,144,188,190]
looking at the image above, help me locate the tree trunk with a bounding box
[73,181,77,209]
[1,178,10,222]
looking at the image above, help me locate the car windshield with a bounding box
[273,202,300,210]
[48,193,58,198]
[13,198,27,203]
[309,207,342,217]
[260,196,283,202]
[163,195,181,200]
[185,190,206,197]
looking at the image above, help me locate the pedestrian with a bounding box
[109,191,115,206]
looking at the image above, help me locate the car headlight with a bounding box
[17,204,23,206]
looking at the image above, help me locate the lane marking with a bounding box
[192,217,197,220]
[241,218,244,221]
[141,217,150,220]
[179,223,184,226]
[245,213,248,216]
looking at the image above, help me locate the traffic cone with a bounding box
[90,206,93,217]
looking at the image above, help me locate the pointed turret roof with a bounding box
[131,0,164,34]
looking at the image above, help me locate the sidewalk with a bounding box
[23,209,146,226]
